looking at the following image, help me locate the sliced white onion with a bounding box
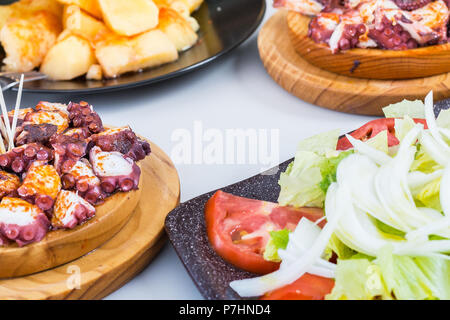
[346,134,391,165]
[440,165,450,217]
[419,130,450,166]
[424,91,450,151]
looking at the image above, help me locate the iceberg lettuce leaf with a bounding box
[278,130,342,208]
[263,229,290,262]
[383,99,425,119]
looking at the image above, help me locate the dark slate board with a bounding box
[165,100,449,300]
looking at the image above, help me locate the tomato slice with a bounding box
[337,118,427,151]
[260,273,335,300]
[205,190,325,275]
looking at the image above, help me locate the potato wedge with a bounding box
[86,63,103,80]
[158,7,197,51]
[62,5,110,45]
[57,0,102,18]
[98,0,159,36]
[0,0,63,32]
[181,0,203,13]
[41,35,96,80]
[13,0,63,18]
[0,6,14,31]
[1,11,61,72]
[95,29,178,78]
[153,0,189,18]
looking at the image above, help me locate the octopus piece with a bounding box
[63,127,91,140]
[35,101,69,116]
[7,107,33,122]
[67,101,104,134]
[89,146,141,194]
[328,10,372,52]
[52,190,95,229]
[88,126,151,162]
[17,163,61,212]
[320,0,346,12]
[0,143,53,174]
[393,0,431,11]
[62,159,105,205]
[50,134,87,175]
[308,12,340,44]
[19,109,69,136]
[274,0,325,15]
[369,15,418,49]
[397,0,449,45]
[15,123,58,146]
[0,170,21,199]
[0,197,50,247]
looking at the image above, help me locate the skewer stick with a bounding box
[0,131,6,154]
[0,87,13,152]
[9,74,24,151]
[0,118,9,149]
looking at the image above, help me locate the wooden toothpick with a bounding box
[0,86,12,154]
[9,74,24,151]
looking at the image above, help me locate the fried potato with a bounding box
[181,0,203,13]
[0,6,14,31]
[0,11,61,72]
[12,0,63,18]
[158,7,198,51]
[95,29,178,78]
[98,0,159,36]
[0,0,63,32]
[62,5,110,45]
[153,0,189,18]
[40,35,96,80]
[86,64,103,80]
[56,0,102,18]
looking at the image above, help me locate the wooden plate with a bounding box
[288,12,450,80]
[258,10,450,116]
[165,100,450,300]
[0,141,180,299]
[0,177,141,279]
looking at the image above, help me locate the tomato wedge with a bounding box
[205,190,325,275]
[337,118,427,151]
[260,273,335,300]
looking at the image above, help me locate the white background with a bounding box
[4,2,376,299]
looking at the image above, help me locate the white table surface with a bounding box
[4,3,377,299]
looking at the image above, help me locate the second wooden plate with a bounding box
[258,10,450,115]
[288,12,450,80]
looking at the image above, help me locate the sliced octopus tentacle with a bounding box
[369,16,418,49]
[0,197,50,247]
[67,101,104,134]
[52,190,95,229]
[90,146,141,195]
[0,143,54,174]
[17,163,61,213]
[50,134,88,175]
[394,0,431,11]
[88,126,151,161]
[61,159,106,205]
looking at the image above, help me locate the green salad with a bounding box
[230,92,450,300]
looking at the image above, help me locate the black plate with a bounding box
[0,0,266,94]
[165,100,450,300]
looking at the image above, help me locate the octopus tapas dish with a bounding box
[276,0,450,79]
[0,99,151,278]
[0,101,150,248]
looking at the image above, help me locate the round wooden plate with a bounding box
[258,10,450,116]
[0,141,180,299]
[0,177,141,279]
[288,12,450,80]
